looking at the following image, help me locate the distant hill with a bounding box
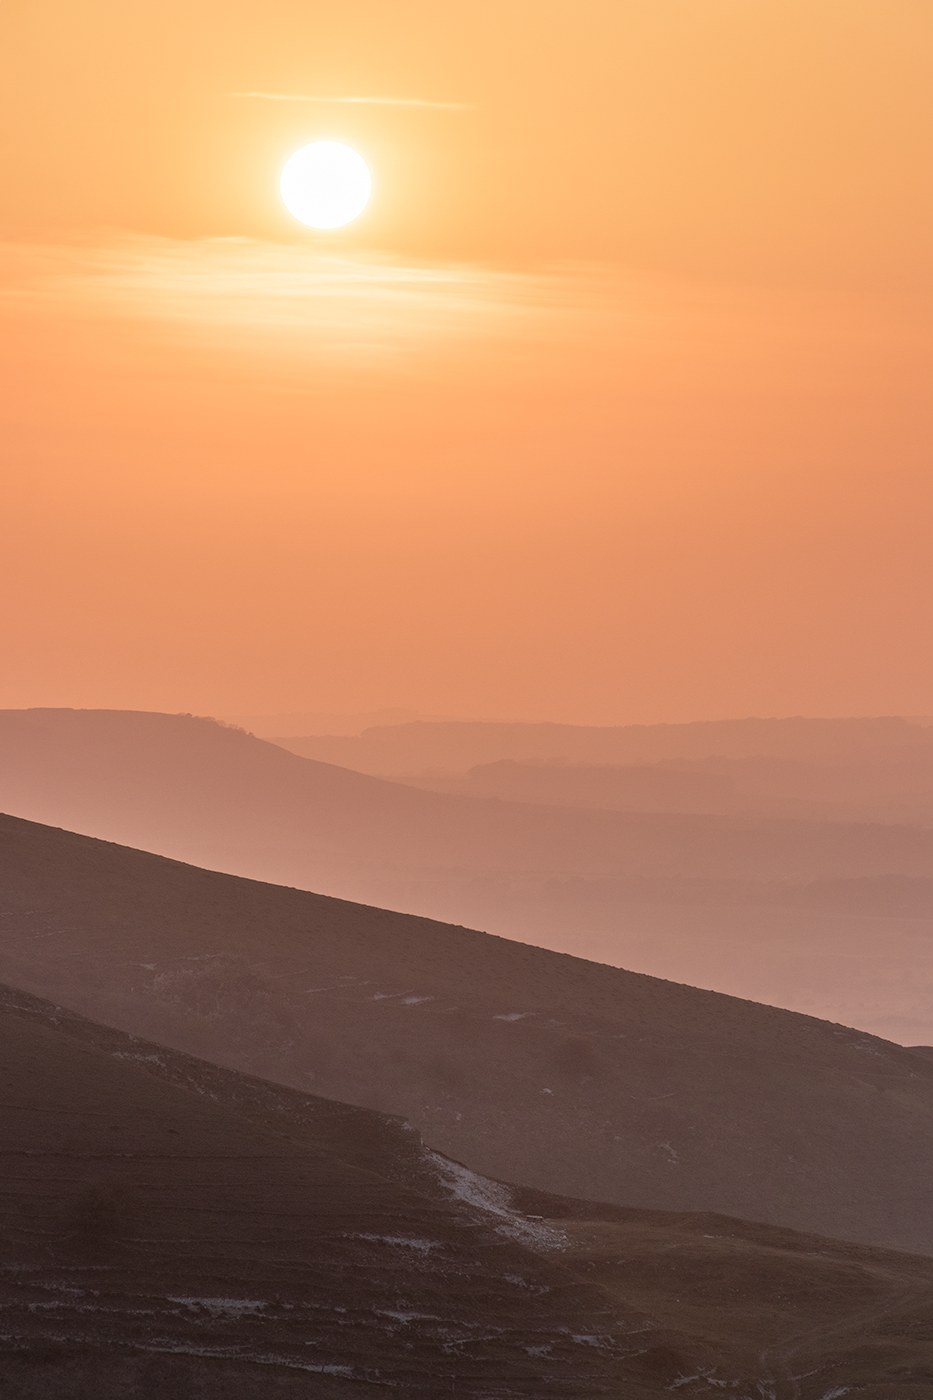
[2,708,933,1042]
[226,707,449,738]
[402,751,933,827]
[4,980,933,1397]
[2,712,932,894]
[274,715,933,825]
[3,811,933,1261]
[272,714,931,773]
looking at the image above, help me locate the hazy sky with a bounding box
[2,1,931,723]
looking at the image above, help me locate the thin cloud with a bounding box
[231,91,474,111]
[2,237,542,374]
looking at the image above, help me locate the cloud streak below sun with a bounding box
[231,91,474,111]
[4,235,925,401]
[1,238,540,376]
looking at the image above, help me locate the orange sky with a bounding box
[1,1,931,723]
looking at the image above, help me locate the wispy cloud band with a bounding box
[2,237,543,376]
[231,91,473,111]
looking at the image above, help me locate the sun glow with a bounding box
[279,142,372,230]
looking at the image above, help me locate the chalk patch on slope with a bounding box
[428,1152,566,1250]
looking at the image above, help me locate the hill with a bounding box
[6,712,932,892]
[4,981,933,1397]
[2,811,933,1261]
[2,708,933,1041]
[270,714,932,774]
[405,750,933,828]
[0,981,680,1398]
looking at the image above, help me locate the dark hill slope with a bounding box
[2,813,933,1257]
[2,983,933,1400]
[0,983,674,1399]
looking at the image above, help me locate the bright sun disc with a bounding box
[280,141,372,229]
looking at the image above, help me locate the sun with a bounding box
[279,141,372,230]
